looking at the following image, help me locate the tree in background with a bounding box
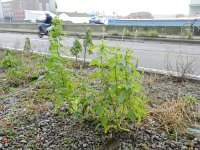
[125,12,153,19]
[70,38,82,62]
[83,27,93,67]
[176,14,186,18]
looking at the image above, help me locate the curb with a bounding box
[66,32,200,44]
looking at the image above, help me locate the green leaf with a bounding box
[104,125,111,134]
[118,92,126,103]
[111,85,117,93]
[127,110,136,122]
[90,70,100,78]
[124,83,131,90]
[134,70,141,77]
[103,89,110,99]
[89,59,98,66]
[96,105,104,118]
[101,116,108,127]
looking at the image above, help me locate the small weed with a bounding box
[183,95,198,104]
[70,38,82,62]
[61,137,73,145]
[27,143,36,149]
[1,50,20,69]
[24,37,31,52]
[136,143,148,150]
[83,27,93,67]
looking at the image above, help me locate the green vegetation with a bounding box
[43,16,75,111]
[38,17,146,132]
[1,50,20,69]
[24,37,31,52]
[107,29,159,38]
[83,27,93,67]
[183,94,198,104]
[1,17,198,137]
[88,40,146,132]
[70,38,82,62]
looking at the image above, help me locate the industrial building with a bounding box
[12,0,56,20]
[0,0,56,21]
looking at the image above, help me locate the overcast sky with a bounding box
[56,0,190,16]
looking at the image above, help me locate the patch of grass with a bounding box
[147,98,197,133]
[0,116,16,141]
[183,94,198,104]
[107,29,159,37]
[61,137,73,145]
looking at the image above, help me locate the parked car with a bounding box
[89,16,107,24]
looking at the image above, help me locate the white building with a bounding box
[189,0,200,17]
[24,10,56,22]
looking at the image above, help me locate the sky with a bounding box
[56,0,190,16]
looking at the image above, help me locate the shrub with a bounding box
[1,50,19,69]
[87,40,146,133]
[83,27,93,67]
[70,38,82,62]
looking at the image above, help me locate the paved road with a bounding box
[0,32,200,76]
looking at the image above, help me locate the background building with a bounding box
[189,0,200,17]
[2,0,12,21]
[11,0,56,20]
[0,0,3,20]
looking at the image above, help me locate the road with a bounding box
[0,32,200,76]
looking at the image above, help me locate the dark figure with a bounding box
[39,13,53,34]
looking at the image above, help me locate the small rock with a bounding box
[170,142,176,148]
[155,136,161,141]
[175,142,182,147]
[146,129,152,134]
[4,143,8,147]
[152,143,156,148]
[71,144,78,149]
[20,140,27,144]
[83,143,87,147]
[181,146,188,150]
[161,133,165,138]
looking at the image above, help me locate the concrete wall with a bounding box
[0,22,184,35]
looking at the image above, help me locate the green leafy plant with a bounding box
[1,50,19,69]
[6,65,35,86]
[44,17,75,111]
[87,40,146,133]
[70,38,82,62]
[83,27,93,67]
[24,37,31,52]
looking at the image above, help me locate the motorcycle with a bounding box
[38,23,52,38]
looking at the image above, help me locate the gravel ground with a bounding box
[0,66,200,149]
